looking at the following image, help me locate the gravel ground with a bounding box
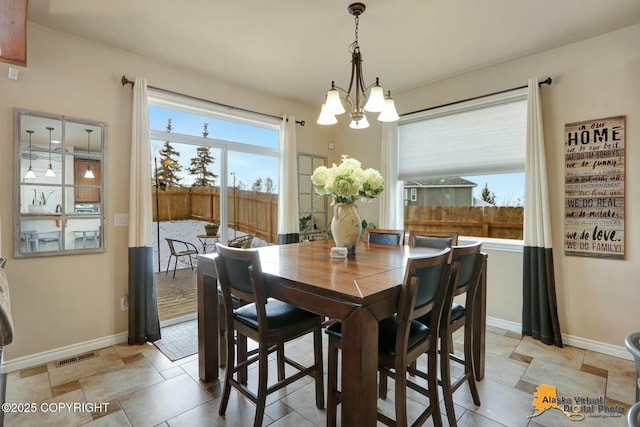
[151,219,267,272]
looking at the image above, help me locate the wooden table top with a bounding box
[250,239,446,306]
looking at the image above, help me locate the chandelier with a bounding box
[317,2,399,129]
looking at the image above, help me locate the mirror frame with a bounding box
[13,108,107,257]
[297,153,328,238]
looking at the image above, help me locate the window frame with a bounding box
[397,88,528,245]
[147,90,281,245]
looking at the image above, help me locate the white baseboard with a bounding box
[486,316,633,361]
[2,316,633,374]
[1,332,129,373]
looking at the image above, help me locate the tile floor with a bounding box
[4,325,636,427]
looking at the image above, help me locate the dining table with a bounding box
[197,239,487,426]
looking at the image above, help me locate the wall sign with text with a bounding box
[564,116,625,259]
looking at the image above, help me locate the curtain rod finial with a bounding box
[539,77,552,87]
[121,75,134,87]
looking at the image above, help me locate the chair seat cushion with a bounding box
[417,303,465,327]
[175,250,197,256]
[326,315,429,356]
[234,298,320,333]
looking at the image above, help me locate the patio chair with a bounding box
[228,234,254,248]
[165,238,198,278]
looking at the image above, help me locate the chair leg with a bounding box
[277,343,285,381]
[166,256,172,275]
[327,336,338,427]
[440,333,457,427]
[379,370,388,399]
[465,325,481,406]
[428,348,444,427]
[394,366,408,427]
[313,326,325,409]
[253,346,269,427]
[188,254,194,271]
[218,327,235,417]
[238,334,248,385]
[172,257,178,278]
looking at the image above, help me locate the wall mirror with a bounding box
[14,109,106,257]
[298,153,327,239]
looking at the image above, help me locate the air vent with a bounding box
[55,351,98,368]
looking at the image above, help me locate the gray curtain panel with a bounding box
[522,77,562,347]
[127,76,161,344]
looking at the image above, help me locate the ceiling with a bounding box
[28,0,640,108]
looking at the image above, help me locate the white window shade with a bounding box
[398,89,527,180]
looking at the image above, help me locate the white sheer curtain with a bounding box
[522,76,562,347]
[127,76,160,344]
[277,115,300,244]
[379,122,404,229]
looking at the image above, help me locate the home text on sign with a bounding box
[564,116,625,259]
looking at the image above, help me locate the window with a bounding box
[147,90,280,268]
[398,89,527,240]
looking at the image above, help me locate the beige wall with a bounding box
[1,21,637,365]
[0,23,330,362]
[337,24,640,350]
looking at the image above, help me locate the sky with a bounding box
[148,105,524,206]
[463,172,525,206]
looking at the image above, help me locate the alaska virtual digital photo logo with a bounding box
[529,384,625,421]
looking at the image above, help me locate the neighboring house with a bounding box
[403,177,477,206]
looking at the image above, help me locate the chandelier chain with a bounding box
[351,15,359,52]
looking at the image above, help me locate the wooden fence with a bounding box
[152,186,279,243]
[404,205,523,239]
[152,186,524,243]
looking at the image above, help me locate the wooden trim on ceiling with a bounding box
[0,0,28,66]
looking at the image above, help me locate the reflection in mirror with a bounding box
[15,109,106,257]
[297,153,327,237]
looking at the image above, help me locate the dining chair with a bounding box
[414,241,484,427]
[214,243,324,427]
[625,331,640,402]
[628,401,640,427]
[165,238,198,278]
[408,230,459,249]
[326,248,456,427]
[364,228,405,246]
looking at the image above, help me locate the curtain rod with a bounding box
[401,77,552,117]
[121,75,305,126]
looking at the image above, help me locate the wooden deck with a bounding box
[155,267,197,321]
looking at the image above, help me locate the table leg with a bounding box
[197,263,219,382]
[340,307,379,426]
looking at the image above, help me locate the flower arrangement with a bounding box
[311,155,384,204]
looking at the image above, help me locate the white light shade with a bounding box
[46,166,56,177]
[84,167,95,179]
[364,85,386,112]
[24,167,36,179]
[349,114,370,129]
[317,104,338,125]
[378,98,400,122]
[325,89,346,115]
